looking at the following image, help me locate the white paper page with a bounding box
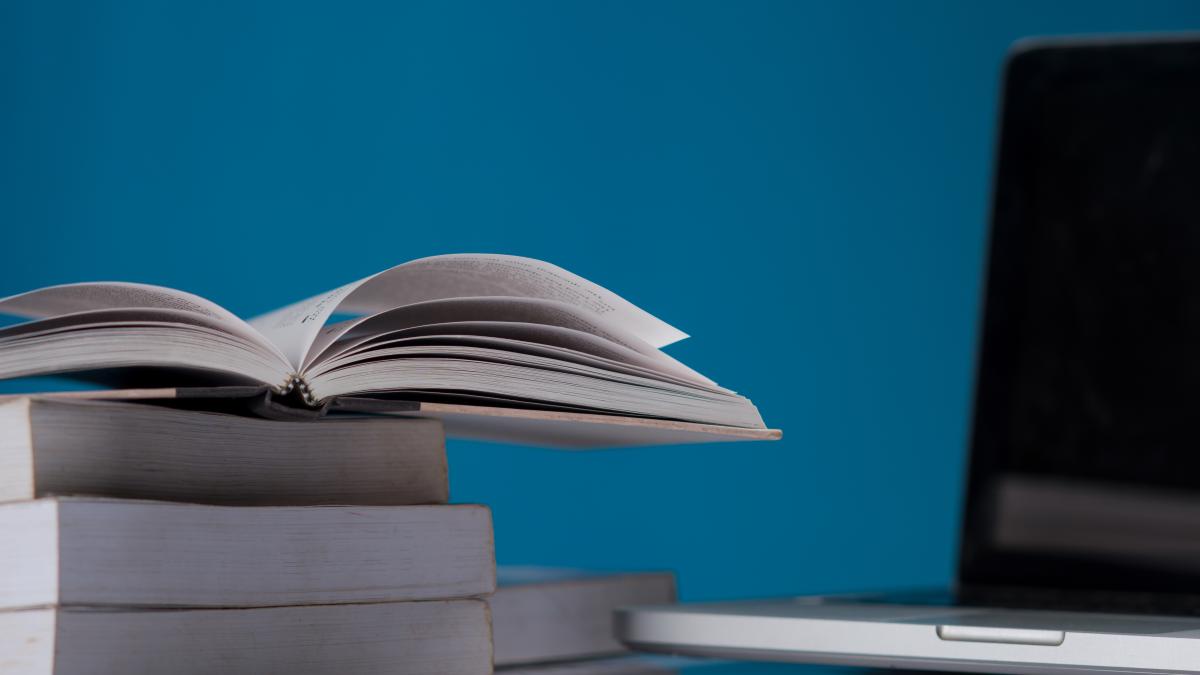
[314,345,726,398]
[248,281,363,369]
[303,296,663,367]
[0,324,288,385]
[0,282,287,364]
[310,332,726,393]
[250,255,688,369]
[309,358,763,428]
[342,255,688,348]
[0,282,241,323]
[313,320,721,389]
[0,308,262,343]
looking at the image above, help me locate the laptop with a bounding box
[616,35,1200,675]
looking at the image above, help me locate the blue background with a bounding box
[3,1,1200,601]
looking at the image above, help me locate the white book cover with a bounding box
[0,497,495,609]
[492,567,677,666]
[1,600,491,675]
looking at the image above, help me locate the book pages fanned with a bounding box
[0,390,781,448]
[0,254,778,446]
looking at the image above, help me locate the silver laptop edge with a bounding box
[617,599,1200,674]
[616,34,1200,675]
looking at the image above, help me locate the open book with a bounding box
[0,255,768,433]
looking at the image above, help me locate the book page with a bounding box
[310,312,716,387]
[0,282,242,323]
[0,283,286,362]
[0,322,289,386]
[310,332,723,392]
[305,296,660,364]
[248,281,363,368]
[0,308,257,342]
[251,255,688,369]
[343,255,688,348]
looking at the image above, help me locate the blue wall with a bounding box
[3,1,1199,600]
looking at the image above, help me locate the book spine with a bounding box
[274,374,319,407]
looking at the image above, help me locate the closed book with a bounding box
[492,567,677,666]
[0,397,447,506]
[1,600,491,675]
[0,498,494,609]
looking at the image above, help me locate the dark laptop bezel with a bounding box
[955,36,1200,614]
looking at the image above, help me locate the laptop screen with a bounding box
[960,39,1200,606]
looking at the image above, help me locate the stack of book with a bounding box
[0,396,494,674]
[0,255,780,673]
[0,397,688,675]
